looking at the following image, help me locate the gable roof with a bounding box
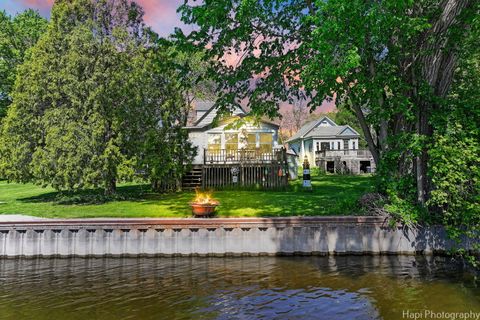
[338,126,358,136]
[195,100,215,111]
[185,100,279,130]
[194,103,246,127]
[286,116,359,142]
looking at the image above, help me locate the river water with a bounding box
[0,256,478,319]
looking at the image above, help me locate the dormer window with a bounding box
[319,120,330,127]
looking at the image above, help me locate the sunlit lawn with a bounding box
[0,175,374,218]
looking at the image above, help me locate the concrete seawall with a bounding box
[0,217,472,257]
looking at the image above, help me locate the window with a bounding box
[316,142,320,151]
[259,133,273,153]
[320,142,330,150]
[225,133,238,152]
[352,141,356,150]
[248,134,257,149]
[337,141,341,149]
[239,132,257,150]
[207,134,221,151]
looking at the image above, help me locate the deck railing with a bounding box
[204,148,286,164]
[315,149,372,158]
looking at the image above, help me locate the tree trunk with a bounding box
[105,177,116,196]
[415,105,429,205]
[349,100,380,166]
[378,94,388,153]
[151,179,159,192]
[415,0,472,204]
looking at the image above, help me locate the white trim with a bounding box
[338,125,360,136]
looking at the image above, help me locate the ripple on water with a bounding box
[0,256,478,320]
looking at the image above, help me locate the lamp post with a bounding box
[303,156,312,191]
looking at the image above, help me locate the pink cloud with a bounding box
[17,0,54,6]
[15,0,54,15]
[12,0,185,37]
[138,0,185,35]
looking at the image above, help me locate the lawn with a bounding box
[0,175,374,218]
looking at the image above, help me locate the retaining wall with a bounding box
[0,217,473,257]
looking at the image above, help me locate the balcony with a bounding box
[315,149,372,159]
[204,148,286,164]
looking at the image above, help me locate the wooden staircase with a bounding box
[182,166,203,189]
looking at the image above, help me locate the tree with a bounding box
[0,9,47,118]
[178,0,478,208]
[166,45,217,126]
[0,0,195,194]
[279,99,309,140]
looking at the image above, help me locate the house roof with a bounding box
[286,120,318,142]
[185,100,279,130]
[194,100,215,111]
[286,116,360,142]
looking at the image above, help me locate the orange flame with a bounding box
[192,188,219,205]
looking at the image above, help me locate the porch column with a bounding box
[301,140,305,161]
[221,133,225,150]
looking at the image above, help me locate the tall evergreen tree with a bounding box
[0,0,195,194]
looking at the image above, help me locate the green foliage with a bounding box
[0,0,195,194]
[427,31,480,260]
[429,129,479,217]
[0,9,47,119]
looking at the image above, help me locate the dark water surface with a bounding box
[0,256,478,319]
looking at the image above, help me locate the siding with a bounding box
[189,121,280,165]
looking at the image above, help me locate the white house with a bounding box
[185,100,281,165]
[182,101,291,189]
[287,116,375,174]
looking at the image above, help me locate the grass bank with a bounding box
[0,175,374,218]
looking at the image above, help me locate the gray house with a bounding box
[287,116,375,174]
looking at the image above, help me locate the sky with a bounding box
[0,0,335,114]
[0,0,188,37]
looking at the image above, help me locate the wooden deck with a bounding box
[200,148,289,189]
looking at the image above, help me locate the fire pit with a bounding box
[190,189,219,218]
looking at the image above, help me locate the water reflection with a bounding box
[0,256,478,320]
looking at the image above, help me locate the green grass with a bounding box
[0,175,374,218]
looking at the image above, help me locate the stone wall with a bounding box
[0,217,474,257]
